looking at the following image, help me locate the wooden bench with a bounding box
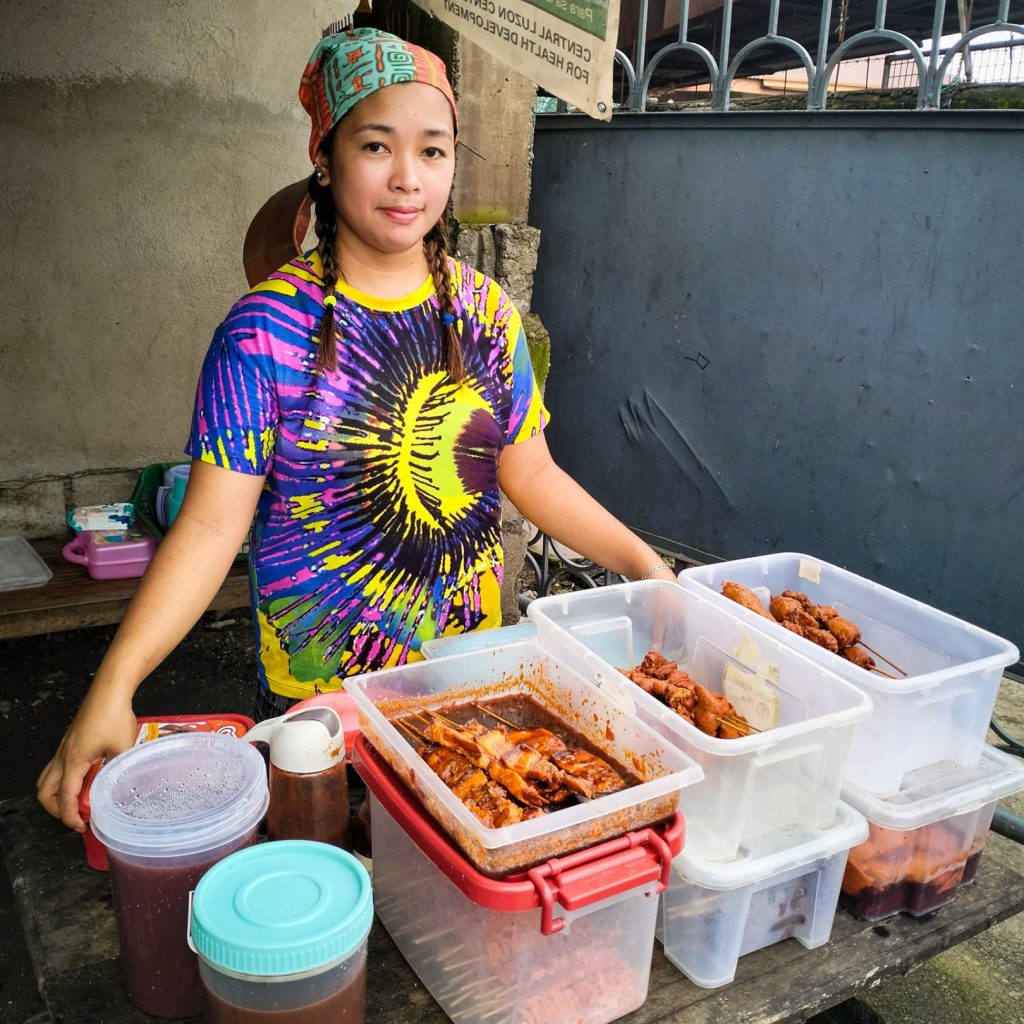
[0,537,249,641]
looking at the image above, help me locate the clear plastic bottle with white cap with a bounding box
[246,707,351,849]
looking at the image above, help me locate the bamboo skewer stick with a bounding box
[860,642,907,677]
[868,664,900,680]
[715,713,760,735]
[471,702,517,728]
[395,718,429,745]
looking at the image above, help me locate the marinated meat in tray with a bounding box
[619,651,752,739]
[721,583,909,679]
[391,695,633,830]
[840,819,972,919]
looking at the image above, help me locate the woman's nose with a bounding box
[389,151,421,193]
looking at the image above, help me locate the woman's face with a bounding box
[324,82,456,259]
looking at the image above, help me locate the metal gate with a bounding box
[529,108,1024,660]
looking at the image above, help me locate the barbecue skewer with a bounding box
[471,702,517,728]
[858,642,907,677]
[716,713,760,735]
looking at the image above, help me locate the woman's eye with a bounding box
[364,141,387,153]
[424,147,446,159]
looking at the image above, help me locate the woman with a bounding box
[37,27,676,831]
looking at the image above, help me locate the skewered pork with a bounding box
[420,743,543,827]
[782,620,841,653]
[619,652,751,738]
[506,727,629,794]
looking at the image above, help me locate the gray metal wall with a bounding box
[530,110,1024,658]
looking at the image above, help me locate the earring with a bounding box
[314,166,327,183]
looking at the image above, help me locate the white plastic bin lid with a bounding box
[674,800,868,889]
[420,621,537,659]
[0,536,52,592]
[842,744,1024,831]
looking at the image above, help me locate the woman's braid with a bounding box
[425,219,465,384]
[309,172,340,373]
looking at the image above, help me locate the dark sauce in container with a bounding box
[108,830,257,1018]
[267,760,351,849]
[203,964,366,1023]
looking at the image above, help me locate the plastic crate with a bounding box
[354,737,682,1024]
[128,462,185,541]
[343,638,703,877]
[658,801,867,988]
[840,745,1024,921]
[679,553,1018,793]
[129,461,247,561]
[528,581,871,861]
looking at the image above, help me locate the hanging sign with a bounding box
[412,0,620,120]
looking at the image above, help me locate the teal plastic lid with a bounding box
[191,841,373,977]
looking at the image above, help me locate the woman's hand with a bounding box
[36,689,138,831]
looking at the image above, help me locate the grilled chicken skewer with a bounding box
[722,581,775,620]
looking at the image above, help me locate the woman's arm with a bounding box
[498,432,676,584]
[36,459,266,830]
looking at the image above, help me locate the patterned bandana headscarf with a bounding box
[299,27,459,163]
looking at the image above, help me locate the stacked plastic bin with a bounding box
[528,580,873,987]
[344,638,704,1024]
[679,553,1024,921]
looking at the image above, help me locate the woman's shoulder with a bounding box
[215,253,324,351]
[224,254,324,316]
[447,258,520,327]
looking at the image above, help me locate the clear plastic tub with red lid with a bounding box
[353,736,683,1024]
[344,638,702,876]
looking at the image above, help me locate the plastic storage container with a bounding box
[62,527,156,580]
[839,744,1024,921]
[78,714,255,871]
[344,638,703,876]
[528,581,872,861]
[89,732,268,1018]
[0,535,52,591]
[679,553,1019,794]
[420,620,537,659]
[190,841,372,1024]
[354,737,683,1024]
[658,801,867,988]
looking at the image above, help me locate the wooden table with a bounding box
[0,538,249,641]
[3,794,1023,1024]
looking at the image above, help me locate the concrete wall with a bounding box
[451,38,536,224]
[0,0,334,534]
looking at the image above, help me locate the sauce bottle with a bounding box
[247,707,351,849]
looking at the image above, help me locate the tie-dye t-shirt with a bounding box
[186,252,548,699]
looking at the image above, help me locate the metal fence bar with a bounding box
[602,0,1024,112]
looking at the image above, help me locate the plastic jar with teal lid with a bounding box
[190,840,373,1023]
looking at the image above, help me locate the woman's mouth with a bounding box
[381,206,421,224]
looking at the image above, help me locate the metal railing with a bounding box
[882,34,1024,86]
[610,0,1024,110]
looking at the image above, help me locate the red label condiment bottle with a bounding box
[247,707,351,850]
